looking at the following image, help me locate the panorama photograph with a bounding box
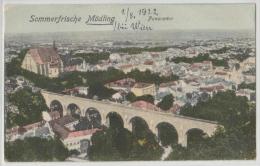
[3,4,256,162]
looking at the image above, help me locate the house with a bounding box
[109,53,121,62]
[21,42,63,78]
[169,104,181,114]
[240,57,255,70]
[49,115,79,132]
[64,58,86,72]
[131,82,156,97]
[48,115,100,153]
[62,128,101,152]
[5,121,49,141]
[199,84,225,96]
[112,92,123,101]
[42,111,61,122]
[105,78,136,92]
[18,125,53,141]
[77,87,89,96]
[118,64,136,73]
[131,100,161,112]
[236,89,255,101]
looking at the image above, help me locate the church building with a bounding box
[21,42,63,78]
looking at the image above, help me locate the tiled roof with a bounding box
[160,81,177,87]
[49,115,77,127]
[131,100,161,111]
[52,123,70,139]
[67,128,101,138]
[106,78,136,88]
[215,71,228,75]
[29,49,44,64]
[49,111,60,118]
[200,85,225,92]
[119,64,133,69]
[133,82,153,88]
[144,60,154,65]
[28,47,61,65]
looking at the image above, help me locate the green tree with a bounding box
[87,82,116,99]
[128,118,163,160]
[125,92,136,102]
[125,92,155,104]
[127,69,179,85]
[7,88,48,127]
[238,82,256,91]
[169,53,229,68]
[89,116,163,161]
[157,123,178,146]
[5,137,69,161]
[116,46,169,55]
[74,52,110,65]
[88,129,125,161]
[157,94,174,111]
[134,95,154,104]
[166,91,256,160]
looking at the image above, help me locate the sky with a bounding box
[4,4,256,33]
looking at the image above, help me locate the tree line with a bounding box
[89,90,255,160]
[168,53,229,68]
[6,49,179,99]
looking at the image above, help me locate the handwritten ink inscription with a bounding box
[29,7,173,31]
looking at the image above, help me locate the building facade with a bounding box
[131,83,156,96]
[21,43,63,78]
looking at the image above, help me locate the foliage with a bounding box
[125,92,136,102]
[238,82,256,91]
[87,82,117,99]
[169,53,229,68]
[69,149,80,156]
[5,137,69,161]
[125,92,154,104]
[127,69,179,85]
[89,115,163,161]
[166,90,256,160]
[157,123,178,146]
[229,48,252,62]
[116,46,170,55]
[157,94,174,110]
[74,117,92,131]
[6,49,178,99]
[243,67,255,75]
[235,63,240,70]
[180,90,249,125]
[6,88,48,128]
[74,52,110,64]
[88,128,129,161]
[107,112,124,130]
[134,95,155,104]
[209,47,230,54]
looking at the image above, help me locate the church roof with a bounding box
[28,47,61,65]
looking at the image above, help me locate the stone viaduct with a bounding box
[41,90,220,147]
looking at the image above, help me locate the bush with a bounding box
[5,137,69,161]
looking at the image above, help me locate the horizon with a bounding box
[5,28,255,35]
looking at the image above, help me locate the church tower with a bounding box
[53,40,57,51]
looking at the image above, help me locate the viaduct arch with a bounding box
[41,90,220,147]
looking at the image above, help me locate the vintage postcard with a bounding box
[1,1,259,165]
